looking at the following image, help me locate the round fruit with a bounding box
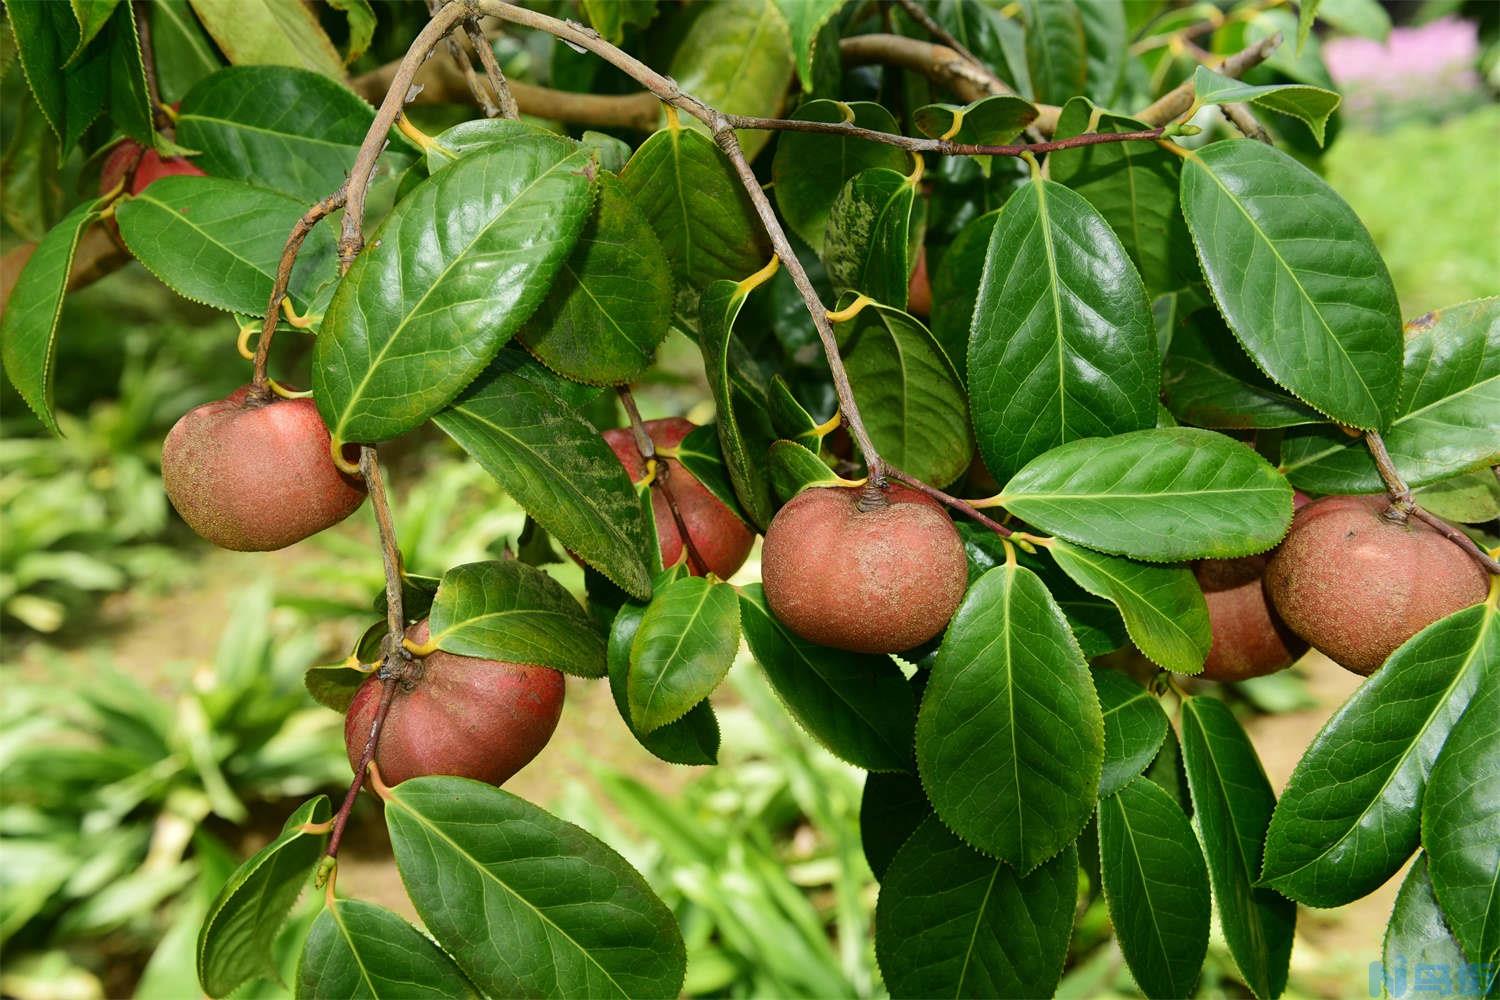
[907,245,932,317]
[1265,495,1489,675]
[100,140,205,197]
[1195,555,1307,682]
[603,417,755,578]
[345,621,564,787]
[161,386,365,551]
[761,483,967,653]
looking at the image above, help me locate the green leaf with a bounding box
[1048,540,1210,674]
[768,439,847,502]
[968,174,1158,481]
[929,209,996,380]
[1180,697,1295,1000]
[150,1,222,103]
[114,176,336,314]
[1019,0,1087,105]
[1180,140,1402,429]
[1191,66,1341,146]
[673,423,751,522]
[518,174,672,386]
[304,662,370,713]
[823,167,920,309]
[618,126,767,301]
[1261,602,1499,907]
[667,0,795,161]
[105,2,155,147]
[1098,777,1211,1000]
[699,280,775,529]
[861,770,930,881]
[627,576,740,733]
[1278,298,1500,493]
[771,99,907,253]
[876,817,1078,999]
[917,563,1103,869]
[1422,661,1500,971]
[772,0,846,90]
[1382,855,1495,998]
[383,776,685,999]
[835,301,972,485]
[581,131,633,174]
[1417,469,1500,525]
[426,560,604,678]
[177,66,389,201]
[740,584,917,772]
[67,0,123,61]
[1079,0,1128,104]
[1095,671,1169,796]
[185,0,346,80]
[197,796,330,998]
[607,601,720,765]
[1315,0,1391,41]
[296,897,476,999]
[1163,310,1324,429]
[999,428,1294,562]
[425,119,559,170]
[913,94,1039,145]
[434,353,652,600]
[8,1,109,153]
[327,0,375,63]
[314,137,595,444]
[1,198,105,434]
[1296,0,1321,53]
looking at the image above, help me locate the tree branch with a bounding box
[886,466,1013,537]
[1364,430,1416,518]
[1222,102,1273,143]
[1136,32,1282,126]
[249,188,347,398]
[1411,507,1500,576]
[725,113,1164,156]
[462,17,520,120]
[892,0,1014,98]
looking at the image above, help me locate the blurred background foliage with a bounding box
[1,0,1496,997]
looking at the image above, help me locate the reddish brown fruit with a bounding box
[344,621,564,787]
[1265,495,1489,675]
[161,386,365,551]
[907,245,932,317]
[603,417,755,578]
[1195,555,1307,682]
[761,483,967,653]
[100,141,205,197]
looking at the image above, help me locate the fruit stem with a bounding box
[617,386,712,574]
[324,672,399,863]
[886,466,1015,537]
[249,188,347,398]
[1363,431,1416,521]
[1410,506,1500,576]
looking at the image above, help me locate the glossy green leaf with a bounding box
[740,584,917,772]
[384,776,685,999]
[1146,724,1193,816]
[1095,670,1169,796]
[425,119,559,170]
[186,0,346,80]
[917,563,1103,869]
[1422,659,1500,970]
[667,0,795,161]
[672,423,751,523]
[913,94,1038,145]
[1180,697,1295,1000]
[1279,298,1500,493]
[618,126,766,301]
[968,175,1158,481]
[1163,311,1324,428]
[304,661,370,713]
[876,817,1078,999]
[518,175,672,386]
[314,138,594,444]
[1191,66,1341,146]
[1382,856,1495,999]
[1,198,105,434]
[1180,139,1402,429]
[434,353,652,600]
[766,375,820,442]
[67,0,123,61]
[1019,0,1087,105]
[1048,539,1211,674]
[426,560,604,678]
[197,796,330,998]
[581,131,633,174]
[296,897,475,999]
[861,771,930,881]
[835,301,972,485]
[579,0,655,43]
[1417,469,1500,524]
[115,176,337,314]
[929,209,996,380]
[105,2,155,147]
[1079,0,1128,103]
[628,576,740,733]
[1261,602,1499,907]
[824,167,920,309]
[772,0,845,90]
[608,601,719,765]
[771,100,907,253]
[177,66,387,201]
[8,1,108,153]
[1099,777,1211,1000]
[768,439,848,502]
[150,0,222,102]
[699,280,775,529]
[999,428,1294,562]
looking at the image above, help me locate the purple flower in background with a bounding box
[1324,17,1481,117]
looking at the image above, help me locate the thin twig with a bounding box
[893,0,1013,97]
[886,467,1013,536]
[324,674,395,860]
[250,188,347,398]
[431,0,499,119]
[1222,102,1273,144]
[1364,431,1416,518]
[462,18,520,119]
[1411,507,1500,576]
[1136,32,1282,127]
[725,114,1164,156]
[617,387,710,574]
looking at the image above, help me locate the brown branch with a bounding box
[1136,32,1283,127]
[249,188,347,398]
[1365,431,1416,518]
[429,0,500,119]
[1222,102,1273,144]
[325,673,395,861]
[886,467,1013,536]
[617,387,710,574]
[1411,507,1500,576]
[463,17,519,120]
[892,0,1013,97]
[725,113,1164,157]
[839,33,996,105]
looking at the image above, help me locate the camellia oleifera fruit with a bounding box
[344,620,564,786]
[161,386,365,551]
[603,417,755,578]
[1195,555,1308,682]
[1266,494,1489,675]
[761,483,967,653]
[100,139,205,196]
